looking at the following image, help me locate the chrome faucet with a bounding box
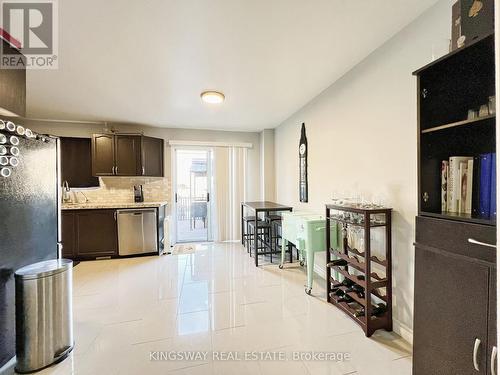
[77,191,89,203]
[62,181,71,203]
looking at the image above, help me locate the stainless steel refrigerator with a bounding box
[0,127,59,369]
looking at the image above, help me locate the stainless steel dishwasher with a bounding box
[117,209,158,255]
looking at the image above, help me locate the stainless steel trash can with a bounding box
[14,259,74,373]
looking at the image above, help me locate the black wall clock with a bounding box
[299,123,308,203]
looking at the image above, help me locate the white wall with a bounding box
[274,0,454,342]
[260,129,276,201]
[22,120,262,201]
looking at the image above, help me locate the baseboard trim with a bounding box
[393,319,414,345]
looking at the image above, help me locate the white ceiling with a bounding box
[26,0,439,131]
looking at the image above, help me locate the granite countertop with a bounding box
[61,201,168,210]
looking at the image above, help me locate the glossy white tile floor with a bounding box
[40,242,411,375]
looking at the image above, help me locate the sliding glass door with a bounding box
[173,148,212,243]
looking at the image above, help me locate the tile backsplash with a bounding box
[69,177,170,203]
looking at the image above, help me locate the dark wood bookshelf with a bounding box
[412,24,497,375]
[325,204,392,337]
[416,31,496,217]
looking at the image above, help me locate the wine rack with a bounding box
[326,204,392,337]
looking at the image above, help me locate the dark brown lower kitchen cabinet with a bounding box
[61,209,118,259]
[61,211,76,258]
[413,216,496,375]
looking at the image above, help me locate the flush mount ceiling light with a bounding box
[200,91,225,104]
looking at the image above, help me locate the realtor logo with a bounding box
[0,0,58,69]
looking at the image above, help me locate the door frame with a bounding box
[171,146,214,244]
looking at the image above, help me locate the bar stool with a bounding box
[242,216,257,252]
[247,220,271,260]
[266,214,282,262]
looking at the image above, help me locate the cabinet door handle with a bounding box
[468,238,497,248]
[142,166,145,175]
[115,166,118,175]
[473,338,481,371]
[492,346,497,375]
[114,211,117,221]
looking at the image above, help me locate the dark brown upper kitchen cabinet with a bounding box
[142,136,164,177]
[92,134,163,177]
[114,135,142,176]
[75,209,118,258]
[60,137,99,188]
[92,134,115,176]
[0,40,26,117]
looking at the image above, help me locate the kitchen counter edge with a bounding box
[61,202,168,210]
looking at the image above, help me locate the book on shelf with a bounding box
[472,155,482,217]
[458,161,468,214]
[479,153,492,217]
[441,153,496,219]
[441,161,448,212]
[446,156,473,213]
[465,159,474,215]
[477,153,497,219]
[491,155,497,219]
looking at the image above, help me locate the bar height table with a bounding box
[241,201,293,266]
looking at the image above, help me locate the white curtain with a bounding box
[214,147,247,241]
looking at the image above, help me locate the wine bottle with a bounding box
[337,293,354,303]
[351,284,364,293]
[327,259,348,268]
[353,303,387,318]
[331,288,344,297]
[351,284,365,298]
[372,303,387,317]
[342,278,354,288]
[354,307,365,317]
